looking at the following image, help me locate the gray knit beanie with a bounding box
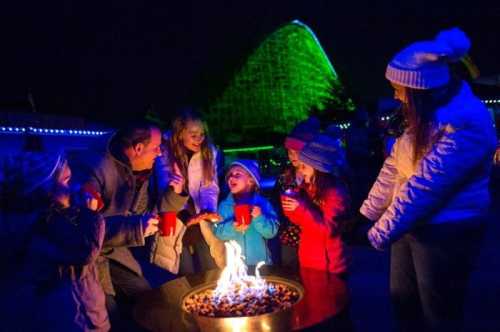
[299,134,347,174]
[385,27,470,89]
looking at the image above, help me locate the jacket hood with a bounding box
[105,131,133,171]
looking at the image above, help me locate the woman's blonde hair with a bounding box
[168,109,215,185]
[399,80,460,163]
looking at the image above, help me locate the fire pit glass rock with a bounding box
[182,241,302,318]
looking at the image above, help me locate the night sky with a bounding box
[0,1,499,127]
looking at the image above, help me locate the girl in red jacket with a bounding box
[281,133,350,275]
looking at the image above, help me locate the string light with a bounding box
[0,126,108,136]
[482,99,500,105]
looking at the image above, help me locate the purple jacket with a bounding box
[1,206,110,331]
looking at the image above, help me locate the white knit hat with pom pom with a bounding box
[385,27,470,89]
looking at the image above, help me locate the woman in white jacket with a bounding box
[155,109,225,274]
[360,28,496,332]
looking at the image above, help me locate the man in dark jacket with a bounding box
[80,122,188,330]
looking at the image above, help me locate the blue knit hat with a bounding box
[299,134,347,175]
[227,159,261,188]
[385,27,470,89]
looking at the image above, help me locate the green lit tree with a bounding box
[205,20,354,144]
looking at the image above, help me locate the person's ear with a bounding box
[133,143,145,156]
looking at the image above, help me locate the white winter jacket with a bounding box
[361,82,497,250]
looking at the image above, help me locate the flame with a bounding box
[214,240,271,304]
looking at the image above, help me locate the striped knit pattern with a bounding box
[385,63,450,90]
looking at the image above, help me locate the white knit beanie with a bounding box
[385,27,471,89]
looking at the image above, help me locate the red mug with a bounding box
[159,211,177,236]
[234,204,251,226]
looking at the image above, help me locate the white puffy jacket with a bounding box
[361,82,497,250]
[154,144,225,269]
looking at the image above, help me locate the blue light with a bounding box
[0,125,108,136]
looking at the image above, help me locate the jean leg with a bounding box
[390,234,425,332]
[109,261,151,300]
[411,223,484,332]
[178,245,195,275]
[108,262,151,332]
[195,240,217,272]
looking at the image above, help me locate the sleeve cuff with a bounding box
[367,226,387,251]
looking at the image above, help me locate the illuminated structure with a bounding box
[205,20,354,143]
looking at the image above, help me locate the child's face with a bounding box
[287,148,300,167]
[57,162,72,188]
[297,161,315,184]
[226,166,254,195]
[181,120,205,153]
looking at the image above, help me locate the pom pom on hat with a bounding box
[284,116,321,151]
[385,27,471,89]
[435,27,471,62]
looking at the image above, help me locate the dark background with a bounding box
[0,1,499,127]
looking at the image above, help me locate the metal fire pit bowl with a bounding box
[181,275,304,332]
[133,266,349,332]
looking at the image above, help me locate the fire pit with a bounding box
[180,241,303,331]
[183,241,302,319]
[133,241,349,332]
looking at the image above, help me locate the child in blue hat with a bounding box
[214,159,279,265]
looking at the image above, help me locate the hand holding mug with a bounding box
[142,214,159,237]
[281,196,300,212]
[234,223,250,233]
[251,206,261,218]
[86,197,99,211]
